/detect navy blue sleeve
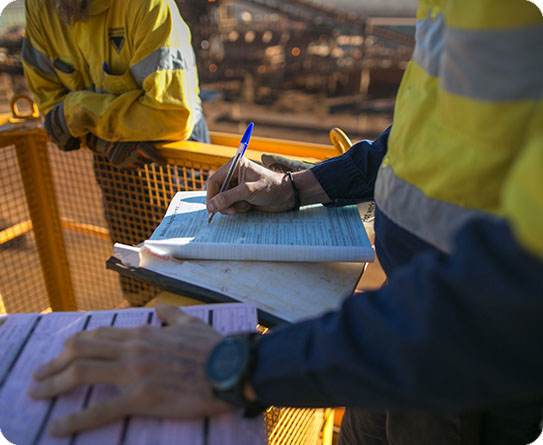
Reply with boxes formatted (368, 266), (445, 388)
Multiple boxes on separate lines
(251, 218), (543, 411)
(310, 126), (390, 206)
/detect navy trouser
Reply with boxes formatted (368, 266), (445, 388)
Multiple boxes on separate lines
(338, 404), (542, 445)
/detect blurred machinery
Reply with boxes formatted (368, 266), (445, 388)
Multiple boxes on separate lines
(0, 0), (415, 107)
(178, 0), (416, 104)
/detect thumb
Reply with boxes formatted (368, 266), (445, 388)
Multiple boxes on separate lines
(207, 183), (252, 214)
(155, 303), (192, 326)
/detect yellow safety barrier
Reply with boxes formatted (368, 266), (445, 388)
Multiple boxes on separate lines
(0, 96), (344, 444)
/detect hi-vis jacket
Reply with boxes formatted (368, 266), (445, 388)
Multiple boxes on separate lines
(22, 0), (202, 142)
(376, 0), (543, 259)
(250, 0), (543, 432)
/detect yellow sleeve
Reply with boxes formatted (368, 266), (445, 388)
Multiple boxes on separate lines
(21, 0), (68, 115)
(63, 0), (201, 142)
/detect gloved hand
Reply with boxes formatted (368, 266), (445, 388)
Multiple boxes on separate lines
(85, 133), (166, 169)
(43, 103), (80, 151)
(261, 154), (313, 173)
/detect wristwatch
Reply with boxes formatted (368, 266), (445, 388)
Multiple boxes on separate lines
(206, 333), (265, 417)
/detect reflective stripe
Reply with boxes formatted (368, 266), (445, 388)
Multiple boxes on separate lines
(130, 47), (195, 86)
(443, 26), (543, 101)
(374, 165), (494, 253)
(412, 14), (543, 101)
(21, 38), (57, 78)
(412, 14), (444, 78)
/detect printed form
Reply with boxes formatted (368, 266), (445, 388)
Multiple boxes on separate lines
(0, 304), (265, 445)
(145, 191), (374, 262)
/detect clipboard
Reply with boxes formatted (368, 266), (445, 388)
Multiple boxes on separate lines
(106, 245), (366, 327)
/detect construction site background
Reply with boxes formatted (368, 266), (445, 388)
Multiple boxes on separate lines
(0, 0), (416, 142)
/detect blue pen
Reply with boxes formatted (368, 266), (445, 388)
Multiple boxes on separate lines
(208, 122), (254, 223)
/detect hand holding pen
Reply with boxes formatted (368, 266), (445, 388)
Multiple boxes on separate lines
(207, 122), (254, 223)
(206, 128), (309, 215)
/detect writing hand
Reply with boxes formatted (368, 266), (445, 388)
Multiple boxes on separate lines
(28, 304), (230, 437)
(206, 157), (295, 215)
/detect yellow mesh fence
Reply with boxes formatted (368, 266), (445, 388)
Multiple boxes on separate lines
(0, 142), (49, 313)
(267, 407), (326, 445)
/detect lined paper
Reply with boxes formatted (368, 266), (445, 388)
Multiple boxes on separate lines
(146, 191), (374, 262)
(0, 304), (265, 445)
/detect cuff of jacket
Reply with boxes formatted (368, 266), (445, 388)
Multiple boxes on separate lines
(310, 149), (371, 206)
(250, 320), (334, 407)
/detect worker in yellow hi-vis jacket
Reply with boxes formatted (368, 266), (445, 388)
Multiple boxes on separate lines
(22, 0), (210, 304)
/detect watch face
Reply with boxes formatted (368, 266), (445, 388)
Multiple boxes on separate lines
(207, 337), (248, 391)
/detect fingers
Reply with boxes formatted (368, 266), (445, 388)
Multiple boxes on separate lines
(34, 335), (122, 380)
(233, 200), (253, 214)
(206, 160), (233, 205)
(155, 303), (200, 327)
(29, 359), (126, 399)
(207, 182), (252, 214)
(107, 142), (166, 169)
(138, 142), (167, 166)
(48, 393), (134, 437)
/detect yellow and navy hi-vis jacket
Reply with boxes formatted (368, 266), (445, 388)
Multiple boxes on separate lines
(373, 0), (543, 258)
(256, 2), (543, 418)
(22, 0), (202, 142)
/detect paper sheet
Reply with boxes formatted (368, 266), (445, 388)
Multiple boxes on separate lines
(146, 191), (374, 262)
(0, 304), (265, 445)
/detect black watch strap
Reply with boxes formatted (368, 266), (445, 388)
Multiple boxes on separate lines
(206, 333), (266, 418)
(241, 333), (266, 418)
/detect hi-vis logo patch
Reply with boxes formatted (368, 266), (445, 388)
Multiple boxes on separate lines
(108, 28), (125, 54)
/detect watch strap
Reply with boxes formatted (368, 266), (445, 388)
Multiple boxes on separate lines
(208, 333), (266, 418)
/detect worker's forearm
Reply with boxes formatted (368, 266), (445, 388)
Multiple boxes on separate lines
(291, 169), (332, 206)
(63, 89), (196, 142)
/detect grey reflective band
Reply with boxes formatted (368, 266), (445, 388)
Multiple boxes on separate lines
(374, 165), (494, 253)
(412, 14), (543, 101)
(412, 14), (444, 78)
(21, 38), (58, 78)
(130, 47), (196, 86)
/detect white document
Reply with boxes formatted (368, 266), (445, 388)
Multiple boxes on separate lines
(115, 243), (365, 324)
(145, 191), (374, 262)
(0, 304), (265, 445)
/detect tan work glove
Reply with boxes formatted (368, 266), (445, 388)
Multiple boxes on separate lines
(44, 102), (80, 151)
(85, 134), (166, 169)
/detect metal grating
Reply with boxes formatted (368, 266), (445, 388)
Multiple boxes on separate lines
(267, 407), (325, 445)
(47, 145), (212, 308)
(0, 142), (48, 313)
(47, 144), (125, 310)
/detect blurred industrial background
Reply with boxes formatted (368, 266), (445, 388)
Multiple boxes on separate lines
(0, 0), (416, 142)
